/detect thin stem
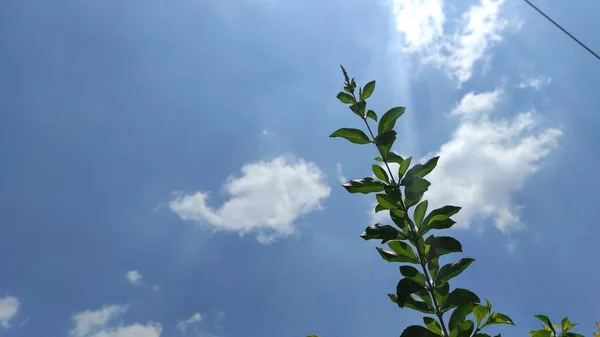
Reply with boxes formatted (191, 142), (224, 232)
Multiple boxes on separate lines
(419, 259), (450, 337)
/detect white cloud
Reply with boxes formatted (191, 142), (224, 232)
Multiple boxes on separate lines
(518, 76), (552, 90)
(170, 156), (331, 244)
(392, 0), (513, 85)
(125, 270), (143, 285)
(176, 313), (202, 333)
(70, 304), (162, 337)
(371, 89), (561, 232)
(0, 296), (20, 328)
(425, 89), (561, 232)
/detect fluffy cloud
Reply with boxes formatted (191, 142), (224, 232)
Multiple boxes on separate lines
(518, 76), (552, 90)
(176, 313), (202, 333)
(70, 304), (162, 337)
(170, 156), (331, 244)
(0, 296), (20, 328)
(392, 0), (513, 85)
(125, 270), (143, 285)
(427, 89), (561, 231)
(372, 89), (561, 232)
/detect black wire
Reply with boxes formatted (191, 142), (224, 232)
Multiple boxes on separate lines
(523, 0), (600, 60)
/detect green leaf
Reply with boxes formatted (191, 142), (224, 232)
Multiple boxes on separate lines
(374, 204), (386, 213)
(400, 266), (425, 286)
(398, 157), (412, 179)
(436, 258), (475, 285)
(390, 209), (410, 232)
(561, 317), (577, 333)
(376, 194), (400, 210)
(442, 288), (480, 311)
(403, 176), (431, 208)
(306, 335), (319, 337)
(414, 200), (428, 227)
(456, 320), (475, 337)
(349, 100), (366, 117)
(428, 256), (440, 280)
(434, 281), (449, 309)
(376, 242), (418, 263)
(378, 106), (406, 135)
(422, 219), (457, 236)
(360, 224), (402, 243)
(449, 303), (475, 331)
(342, 178), (386, 194)
(405, 156), (440, 179)
(531, 330), (553, 337)
(372, 165), (390, 183)
(474, 334), (491, 337)
(374, 130), (397, 147)
(426, 236), (463, 261)
(423, 206), (461, 228)
(387, 293), (398, 304)
(330, 128), (371, 144)
(376, 152), (404, 163)
(366, 109), (378, 121)
(473, 305), (488, 326)
(400, 325), (440, 337)
(336, 92), (354, 104)
(396, 278), (426, 308)
(405, 296), (435, 314)
(423, 317), (442, 335)
(361, 81), (376, 100)
(481, 312), (515, 328)
(535, 315), (555, 335)
(388, 241), (418, 262)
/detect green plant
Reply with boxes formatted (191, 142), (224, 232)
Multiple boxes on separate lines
(529, 316), (584, 337)
(329, 65), (513, 337)
(311, 66), (590, 337)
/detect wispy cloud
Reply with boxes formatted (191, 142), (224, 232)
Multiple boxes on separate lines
(69, 304), (161, 337)
(0, 296), (20, 328)
(392, 0), (515, 85)
(518, 76), (552, 90)
(125, 270), (143, 286)
(176, 313), (202, 334)
(170, 156), (331, 244)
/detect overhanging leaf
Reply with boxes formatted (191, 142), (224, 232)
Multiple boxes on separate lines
(405, 296), (435, 314)
(342, 178), (385, 194)
(414, 200), (428, 227)
(388, 241), (418, 263)
(330, 128), (370, 144)
(426, 236), (463, 261)
(376, 193), (401, 210)
(361, 81), (376, 100)
(376, 243), (418, 264)
(436, 258), (475, 285)
(481, 312), (515, 328)
(449, 303), (475, 331)
(398, 157), (412, 179)
(378, 106), (406, 135)
(423, 317), (442, 335)
(404, 156), (440, 179)
(396, 278), (426, 308)
(366, 109), (378, 121)
(400, 266), (425, 286)
(336, 92), (354, 104)
(404, 176), (431, 208)
(374, 130), (397, 147)
(423, 205), (461, 228)
(349, 100), (366, 117)
(372, 165), (390, 183)
(360, 224), (402, 243)
(473, 305), (488, 326)
(442, 288), (480, 311)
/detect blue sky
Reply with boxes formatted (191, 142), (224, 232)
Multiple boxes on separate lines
(1, 0), (599, 336)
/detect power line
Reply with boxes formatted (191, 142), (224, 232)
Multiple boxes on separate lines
(523, 0), (600, 60)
